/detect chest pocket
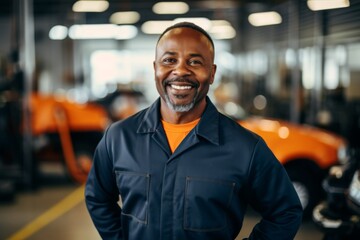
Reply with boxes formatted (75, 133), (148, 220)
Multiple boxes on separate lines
(184, 176), (236, 231)
(115, 171), (150, 224)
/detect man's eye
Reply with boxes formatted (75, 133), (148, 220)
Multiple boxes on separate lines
(163, 58), (176, 64)
(189, 59), (202, 66)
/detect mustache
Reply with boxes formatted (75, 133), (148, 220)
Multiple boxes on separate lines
(163, 77), (199, 88)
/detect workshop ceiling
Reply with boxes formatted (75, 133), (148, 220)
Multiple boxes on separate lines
(0, 0), (288, 26)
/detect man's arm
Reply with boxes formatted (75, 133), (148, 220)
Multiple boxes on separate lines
(85, 127), (123, 239)
(246, 138), (303, 240)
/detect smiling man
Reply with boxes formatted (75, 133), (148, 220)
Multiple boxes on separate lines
(154, 24), (216, 123)
(85, 22), (303, 240)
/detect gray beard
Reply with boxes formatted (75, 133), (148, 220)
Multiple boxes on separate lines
(164, 93), (197, 112)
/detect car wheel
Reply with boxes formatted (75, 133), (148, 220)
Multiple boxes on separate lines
(286, 165), (321, 219)
(292, 181), (309, 211)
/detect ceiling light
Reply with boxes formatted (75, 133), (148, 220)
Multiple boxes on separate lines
(110, 11), (140, 24)
(174, 18), (212, 31)
(209, 21), (236, 40)
(68, 24), (137, 39)
(210, 25), (236, 39)
(72, 0), (109, 13)
(49, 25), (68, 40)
(248, 11), (282, 27)
(115, 25), (138, 40)
(69, 24), (117, 39)
(209, 20), (236, 39)
(141, 21), (174, 34)
(152, 2), (189, 14)
(307, 0), (350, 11)
(211, 20), (231, 26)
(141, 18), (230, 36)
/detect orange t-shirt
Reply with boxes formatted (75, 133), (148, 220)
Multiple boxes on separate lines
(161, 118), (200, 153)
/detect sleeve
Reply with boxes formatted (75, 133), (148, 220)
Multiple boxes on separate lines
(85, 125), (123, 239)
(246, 138), (303, 240)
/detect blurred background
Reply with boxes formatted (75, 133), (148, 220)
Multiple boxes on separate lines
(0, 0), (360, 239)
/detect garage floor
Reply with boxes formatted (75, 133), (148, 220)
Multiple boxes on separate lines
(0, 180), (324, 240)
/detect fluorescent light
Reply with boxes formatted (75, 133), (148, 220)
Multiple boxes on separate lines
(69, 24), (117, 39)
(110, 11), (140, 24)
(141, 21), (174, 34)
(210, 25), (236, 39)
(248, 11), (282, 27)
(174, 17), (212, 31)
(115, 25), (138, 40)
(209, 20), (236, 39)
(49, 25), (68, 40)
(69, 24), (138, 39)
(152, 1), (189, 14)
(72, 0), (109, 12)
(141, 18), (236, 38)
(141, 18), (211, 35)
(211, 20), (231, 27)
(307, 0), (350, 11)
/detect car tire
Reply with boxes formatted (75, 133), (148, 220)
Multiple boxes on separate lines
(286, 165), (322, 219)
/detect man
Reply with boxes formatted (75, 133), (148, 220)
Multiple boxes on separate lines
(85, 22), (303, 240)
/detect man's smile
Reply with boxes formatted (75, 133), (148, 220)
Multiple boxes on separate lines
(170, 84), (192, 90)
(166, 82), (196, 98)
(164, 79), (199, 93)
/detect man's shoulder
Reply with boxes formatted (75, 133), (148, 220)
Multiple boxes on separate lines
(108, 107), (148, 132)
(218, 113), (261, 142)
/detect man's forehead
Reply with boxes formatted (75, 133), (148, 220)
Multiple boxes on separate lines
(157, 27), (214, 53)
(160, 27), (208, 42)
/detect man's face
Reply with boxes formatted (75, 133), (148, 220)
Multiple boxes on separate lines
(154, 27), (216, 112)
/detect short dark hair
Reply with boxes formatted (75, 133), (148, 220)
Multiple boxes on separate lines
(157, 22), (214, 49)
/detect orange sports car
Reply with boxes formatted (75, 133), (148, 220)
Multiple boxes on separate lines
(239, 116), (348, 218)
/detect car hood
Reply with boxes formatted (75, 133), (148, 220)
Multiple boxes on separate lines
(239, 116), (346, 155)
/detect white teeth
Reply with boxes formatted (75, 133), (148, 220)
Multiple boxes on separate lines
(171, 85), (192, 90)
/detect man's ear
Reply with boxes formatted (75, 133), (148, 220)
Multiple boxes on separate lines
(210, 64), (217, 84)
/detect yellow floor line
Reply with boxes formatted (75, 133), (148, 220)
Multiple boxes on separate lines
(7, 185), (85, 240)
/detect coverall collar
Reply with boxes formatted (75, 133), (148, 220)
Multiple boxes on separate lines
(137, 96), (220, 146)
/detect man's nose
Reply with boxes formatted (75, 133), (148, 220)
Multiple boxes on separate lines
(173, 61), (191, 76)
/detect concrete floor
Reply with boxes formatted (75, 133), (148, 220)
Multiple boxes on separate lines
(0, 180), (324, 240)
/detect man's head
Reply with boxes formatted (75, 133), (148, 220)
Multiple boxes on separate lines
(157, 22), (215, 57)
(154, 22), (217, 114)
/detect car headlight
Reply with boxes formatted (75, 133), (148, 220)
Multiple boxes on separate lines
(337, 144), (349, 165)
